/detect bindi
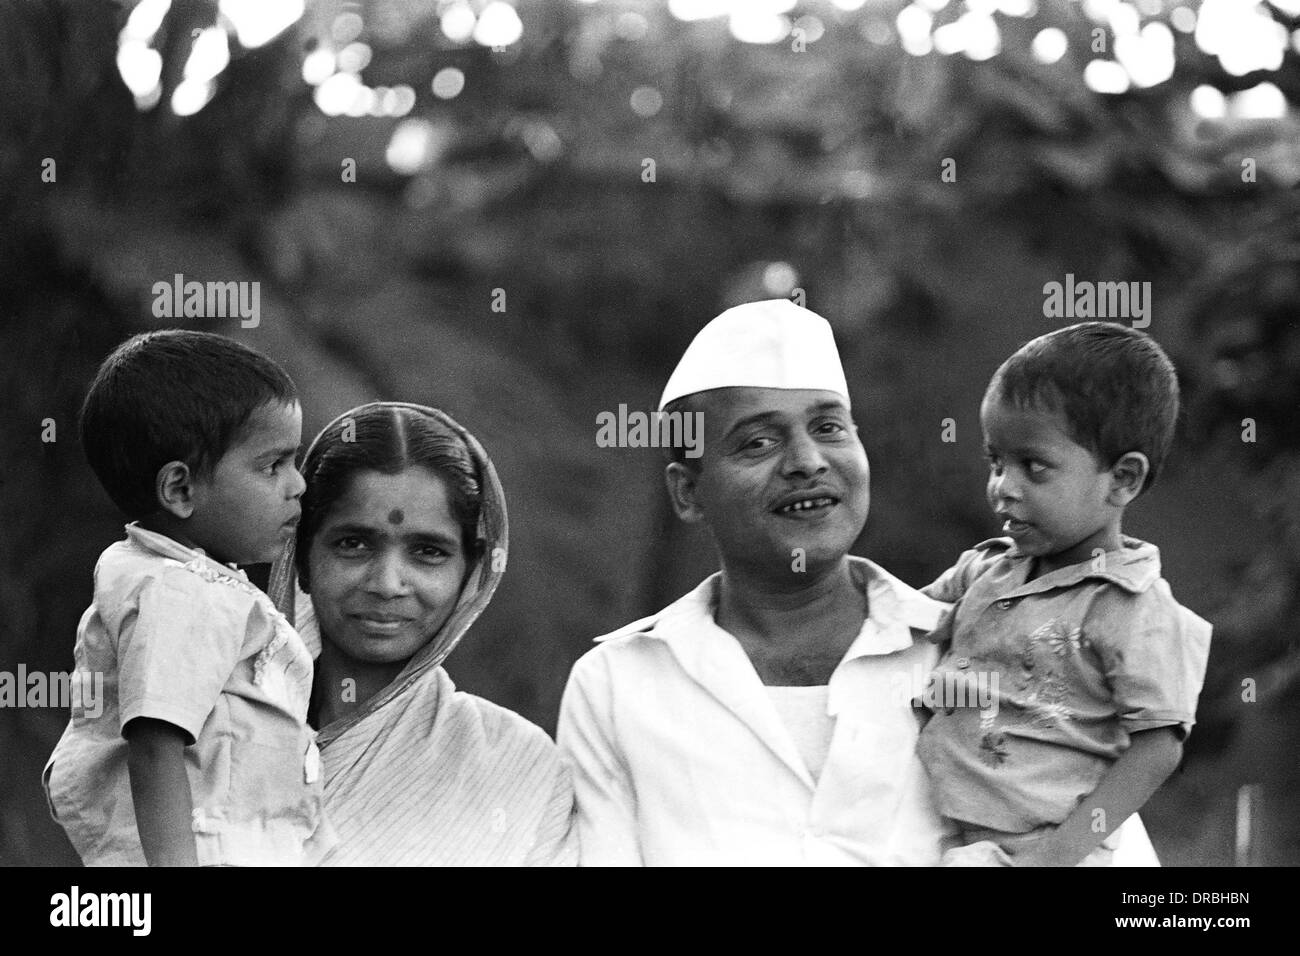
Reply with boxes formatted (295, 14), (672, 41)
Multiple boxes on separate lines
(387, 508), (404, 525)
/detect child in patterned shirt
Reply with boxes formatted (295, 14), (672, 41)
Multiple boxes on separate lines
(918, 322), (1212, 866)
(44, 330), (332, 866)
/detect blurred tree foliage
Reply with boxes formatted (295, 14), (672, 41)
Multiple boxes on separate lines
(2, 0), (1297, 864)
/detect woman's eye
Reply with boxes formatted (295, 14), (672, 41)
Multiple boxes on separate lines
(1026, 460), (1049, 477)
(415, 545), (450, 561)
(335, 537), (367, 552)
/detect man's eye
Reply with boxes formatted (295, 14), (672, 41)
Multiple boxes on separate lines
(816, 421), (848, 436)
(742, 435), (775, 451)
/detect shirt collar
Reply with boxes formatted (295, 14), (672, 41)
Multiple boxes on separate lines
(845, 558), (949, 657)
(123, 522), (250, 584)
(1001, 534), (1161, 596)
(599, 555), (949, 657)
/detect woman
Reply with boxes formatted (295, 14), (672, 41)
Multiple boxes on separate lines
(270, 402), (575, 865)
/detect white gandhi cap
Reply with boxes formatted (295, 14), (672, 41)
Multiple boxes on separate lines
(658, 299), (851, 412)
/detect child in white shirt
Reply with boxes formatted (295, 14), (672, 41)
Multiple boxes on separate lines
(44, 330), (332, 866)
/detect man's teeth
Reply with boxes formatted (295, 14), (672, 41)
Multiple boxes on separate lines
(779, 498), (835, 513)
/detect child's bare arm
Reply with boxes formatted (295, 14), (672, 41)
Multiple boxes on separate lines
(125, 717), (198, 867)
(1008, 726), (1183, 866)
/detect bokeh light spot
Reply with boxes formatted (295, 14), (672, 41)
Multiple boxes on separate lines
(338, 42), (372, 73)
(474, 2), (524, 48)
(1190, 84), (1227, 119)
(762, 262), (799, 296)
(1084, 59), (1131, 94)
(441, 2), (476, 42)
(171, 78), (215, 116)
(302, 47), (335, 86)
(432, 67), (466, 100)
(630, 86), (664, 117)
(331, 12), (364, 45)
(616, 12), (650, 41)
(184, 27), (230, 83)
(386, 119), (441, 174)
(1031, 27), (1068, 64)
(219, 0), (305, 49)
(729, 11), (792, 44)
(117, 40), (163, 97)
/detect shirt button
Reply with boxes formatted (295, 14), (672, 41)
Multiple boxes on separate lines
(997, 599), (1014, 610)
(955, 657), (971, 669)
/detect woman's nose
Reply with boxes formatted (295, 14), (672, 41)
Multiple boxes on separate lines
(363, 551), (408, 596)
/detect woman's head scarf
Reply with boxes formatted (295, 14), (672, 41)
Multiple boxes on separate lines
(269, 401), (507, 746)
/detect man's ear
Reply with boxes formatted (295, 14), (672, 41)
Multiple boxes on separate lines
(1106, 451), (1150, 506)
(664, 461), (706, 524)
(155, 460), (199, 519)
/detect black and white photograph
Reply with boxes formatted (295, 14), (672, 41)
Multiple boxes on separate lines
(1, 0), (1294, 927)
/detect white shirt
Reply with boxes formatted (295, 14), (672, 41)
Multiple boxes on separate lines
(766, 686), (834, 781)
(43, 524), (330, 866)
(557, 557), (956, 866)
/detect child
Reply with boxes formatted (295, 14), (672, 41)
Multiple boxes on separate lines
(918, 321), (1212, 866)
(43, 330), (332, 866)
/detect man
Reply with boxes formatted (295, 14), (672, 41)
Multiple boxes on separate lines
(559, 299), (1160, 866)
(558, 299), (953, 865)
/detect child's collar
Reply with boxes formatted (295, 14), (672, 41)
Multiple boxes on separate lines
(1004, 535), (1161, 595)
(123, 522), (249, 582)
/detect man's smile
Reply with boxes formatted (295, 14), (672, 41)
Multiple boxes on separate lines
(772, 488), (841, 517)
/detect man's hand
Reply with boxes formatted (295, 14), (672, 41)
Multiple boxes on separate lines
(125, 717), (199, 867)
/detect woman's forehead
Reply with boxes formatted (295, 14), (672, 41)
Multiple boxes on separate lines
(326, 468), (457, 526)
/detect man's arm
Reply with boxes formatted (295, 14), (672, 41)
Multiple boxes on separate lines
(1010, 726), (1183, 867)
(124, 717), (198, 867)
(556, 655), (644, 866)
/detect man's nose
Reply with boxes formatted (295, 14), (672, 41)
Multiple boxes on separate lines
(782, 431), (829, 478)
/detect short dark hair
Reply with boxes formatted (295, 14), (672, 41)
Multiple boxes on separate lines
(80, 330), (298, 518)
(984, 322), (1180, 492)
(296, 405), (483, 590)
